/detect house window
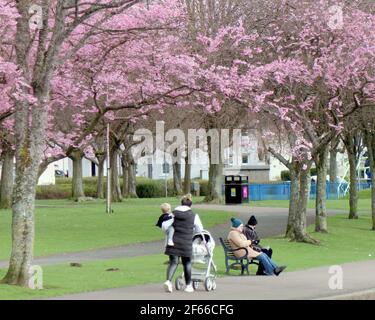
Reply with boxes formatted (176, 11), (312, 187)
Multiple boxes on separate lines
(229, 155), (233, 165)
(147, 164), (153, 179)
(162, 162), (170, 174)
(91, 162), (96, 177)
(242, 154), (249, 164)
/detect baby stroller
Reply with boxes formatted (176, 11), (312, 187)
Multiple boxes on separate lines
(175, 230), (217, 291)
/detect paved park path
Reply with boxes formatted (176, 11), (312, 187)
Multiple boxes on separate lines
(0, 205), (344, 269)
(51, 260), (375, 300)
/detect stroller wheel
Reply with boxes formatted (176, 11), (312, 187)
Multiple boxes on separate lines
(212, 280), (217, 291)
(204, 277), (213, 291)
(193, 281), (200, 290)
(175, 276), (184, 291)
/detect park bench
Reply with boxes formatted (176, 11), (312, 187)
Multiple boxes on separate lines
(219, 237), (259, 275)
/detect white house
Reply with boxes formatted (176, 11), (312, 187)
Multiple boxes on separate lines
(48, 133), (368, 184)
(53, 129), (272, 182)
(38, 163), (56, 185)
(0, 160), (55, 185)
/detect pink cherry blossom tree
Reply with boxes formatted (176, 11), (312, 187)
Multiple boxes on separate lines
(216, 0), (375, 241)
(1, 0), (198, 287)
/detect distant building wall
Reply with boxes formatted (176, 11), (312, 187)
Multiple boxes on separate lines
(38, 163), (55, 185)
(224, 166), (270, 182)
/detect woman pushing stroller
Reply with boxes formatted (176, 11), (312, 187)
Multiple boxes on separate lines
(158, 194), (203, 293)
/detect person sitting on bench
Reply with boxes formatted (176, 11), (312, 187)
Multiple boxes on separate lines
(227, 217), (286, 276)
(243, 215), (273, 275)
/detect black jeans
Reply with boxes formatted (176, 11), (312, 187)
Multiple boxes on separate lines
(256, 248), (273, 275)
(167, 255), (192, 285)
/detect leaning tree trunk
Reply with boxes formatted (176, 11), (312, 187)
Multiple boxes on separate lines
(183, 155), (191, 194)
(126, 149), (138, 198)
(0, 150), (14, 209)
(344, 133), (359, 220)
(110, 147), (122, 202)
(285, 165), (300, 239)
(293, 166), (318, 244)
(315, 146), (329, 232)
(96, 155), (105, 199)
(173, 161), (182, 195)
(70, 150), (85, 200)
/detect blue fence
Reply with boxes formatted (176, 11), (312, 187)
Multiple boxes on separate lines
(247, 181), (372, 201)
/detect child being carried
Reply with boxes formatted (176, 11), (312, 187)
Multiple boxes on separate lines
(155, 203), (175, 246)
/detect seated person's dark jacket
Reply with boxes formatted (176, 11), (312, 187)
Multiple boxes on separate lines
(243, 224), (273, 275)
(243, 224), (260, 247)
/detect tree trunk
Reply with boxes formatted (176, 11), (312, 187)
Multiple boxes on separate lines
(126, 149), (137, 198)
(173, 161), (182, 195)
(183, 155), (191, 194)
(348, 151), (359, 219)
(371, 168), (375, 230)
(2, 97), (48, 286)
(96, 156), (105, 199)
(344, 133), (359, 219)
(0, 150), (14, 209)
(329, 138), (339, 183)
(70, 150), (85, 200)
(329, 150), (338, 182)
(293, 166), (318, 244)
(285, 166), (300, 238)
(363, 130), (375, 230)
(205, 138), (223, 203)
(2, 0), (52, 284)
(329, 140), (339, 195)
(110, 148), (122, 202)
(121, 153), (129, 197)
(3, 0), (92, 287)
(315, 146), (329, 232)
(205, 163), (224, 203)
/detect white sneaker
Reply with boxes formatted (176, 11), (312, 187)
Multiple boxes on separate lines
(184, 284), (194, 293)
(163, 280), (172, 293)
(167, 240), (174, 246)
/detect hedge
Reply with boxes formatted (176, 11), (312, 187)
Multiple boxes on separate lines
(37, 177), (209, 199)
(280, 170), (291, 181)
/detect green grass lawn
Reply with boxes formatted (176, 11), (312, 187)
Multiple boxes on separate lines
(248, 198), (372, 215)
(1, 209), (374, 300)
(247, 187), (373, 213)
(0, 197), (228, 260)
(0, 195), (373, 299)
(344, 188), (372, 200)
(0, 254), (168, 300)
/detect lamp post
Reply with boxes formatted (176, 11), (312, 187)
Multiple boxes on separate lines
(106, 122), (112, 214)
(164, 152), (168, 198)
